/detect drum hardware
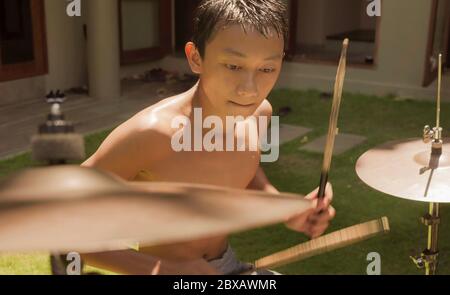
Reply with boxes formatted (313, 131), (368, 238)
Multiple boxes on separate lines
(357, 54), (447, 275)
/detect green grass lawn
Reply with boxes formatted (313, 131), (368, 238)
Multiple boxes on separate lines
(1, 89), (449, 274)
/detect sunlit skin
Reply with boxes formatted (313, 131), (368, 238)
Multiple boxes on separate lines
(192, 24), (284, 119)
(81, 24), (335, 274)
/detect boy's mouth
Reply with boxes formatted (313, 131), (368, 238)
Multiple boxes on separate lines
(228, 100), (256, 107)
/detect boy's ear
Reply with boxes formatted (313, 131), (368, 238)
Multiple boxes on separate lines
(185, 42), (202, 74)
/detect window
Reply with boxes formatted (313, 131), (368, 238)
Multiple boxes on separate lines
(119, 0), (172, 65)
(0, 0), (47, 82)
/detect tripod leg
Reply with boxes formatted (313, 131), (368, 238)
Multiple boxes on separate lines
(410, 202), (440, 275)
(425, 203), (439, 275)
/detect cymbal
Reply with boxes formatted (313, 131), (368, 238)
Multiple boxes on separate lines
(0, 166), (312, 253)
(0, 165), (129, 201)
(356, 138), (450, 203)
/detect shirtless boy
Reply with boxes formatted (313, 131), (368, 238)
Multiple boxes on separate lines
(81, 0), (335, 275)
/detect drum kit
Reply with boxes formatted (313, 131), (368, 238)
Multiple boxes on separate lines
(1, 38), (419, 275)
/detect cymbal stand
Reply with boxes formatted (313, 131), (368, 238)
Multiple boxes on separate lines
(33, 91), (87, 275)
(410, 54), (444, 275)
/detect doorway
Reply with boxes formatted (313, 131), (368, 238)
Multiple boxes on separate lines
(287, 0), (380, 66)
(119, 0), (172, 64)
(174, 0), (200, 55)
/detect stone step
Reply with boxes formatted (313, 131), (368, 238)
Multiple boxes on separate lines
(299, 133), (366, 155)
(268, 124), (312, 146)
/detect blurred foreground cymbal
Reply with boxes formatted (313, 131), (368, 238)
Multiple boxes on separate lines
(356, 138), (450, 203)
(0, 165), (128, 200)
(0, 166), (312, 253)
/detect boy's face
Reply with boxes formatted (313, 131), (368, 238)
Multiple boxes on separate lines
(195, 24), (284, 117)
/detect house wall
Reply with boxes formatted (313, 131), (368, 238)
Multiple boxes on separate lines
(44, 0), (88, 93)
(0, 76), (47, 107)
(0, 0), (167, 106)
(121, 0), (160, 50)
(1, 0), (447, 107)
(278, 0), (450, 100)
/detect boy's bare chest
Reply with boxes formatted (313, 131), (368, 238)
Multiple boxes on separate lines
(150, 149), (260, 189)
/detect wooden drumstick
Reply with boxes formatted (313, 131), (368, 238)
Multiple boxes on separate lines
(253, 216), (389, 270)
(318, 38), (349, 198)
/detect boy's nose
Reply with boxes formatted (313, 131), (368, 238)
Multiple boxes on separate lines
(237, 75), (258, 98)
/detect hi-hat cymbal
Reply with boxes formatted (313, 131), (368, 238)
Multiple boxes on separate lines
(356, 138), (450, 203)
(0, 166), (312, 253)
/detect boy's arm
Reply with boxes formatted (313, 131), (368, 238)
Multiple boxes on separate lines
(82, 118), (171, 180)
(80, 120), (172, 273)
(246, 165), (279, 194)
(248, 168), (336, 239)
(248, 99), (278, 193)
(250, 100), (335, 238)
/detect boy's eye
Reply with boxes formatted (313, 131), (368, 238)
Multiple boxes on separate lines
(225, 64), (242, 71)
(260, 68), (276, 73)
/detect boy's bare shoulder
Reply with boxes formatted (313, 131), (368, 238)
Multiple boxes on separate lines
(133, 95), (187, 136)
(118, 93), (192, 155)
(83, 94), (188, 178)
(254, 99), (273, 117)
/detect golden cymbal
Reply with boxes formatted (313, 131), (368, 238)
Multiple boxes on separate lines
(356, 138), (450, 203)
(0, 166), (312, 253)
(0, 165), (128, 201)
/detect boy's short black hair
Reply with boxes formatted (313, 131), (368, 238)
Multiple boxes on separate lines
(192, 0), (288, 58)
